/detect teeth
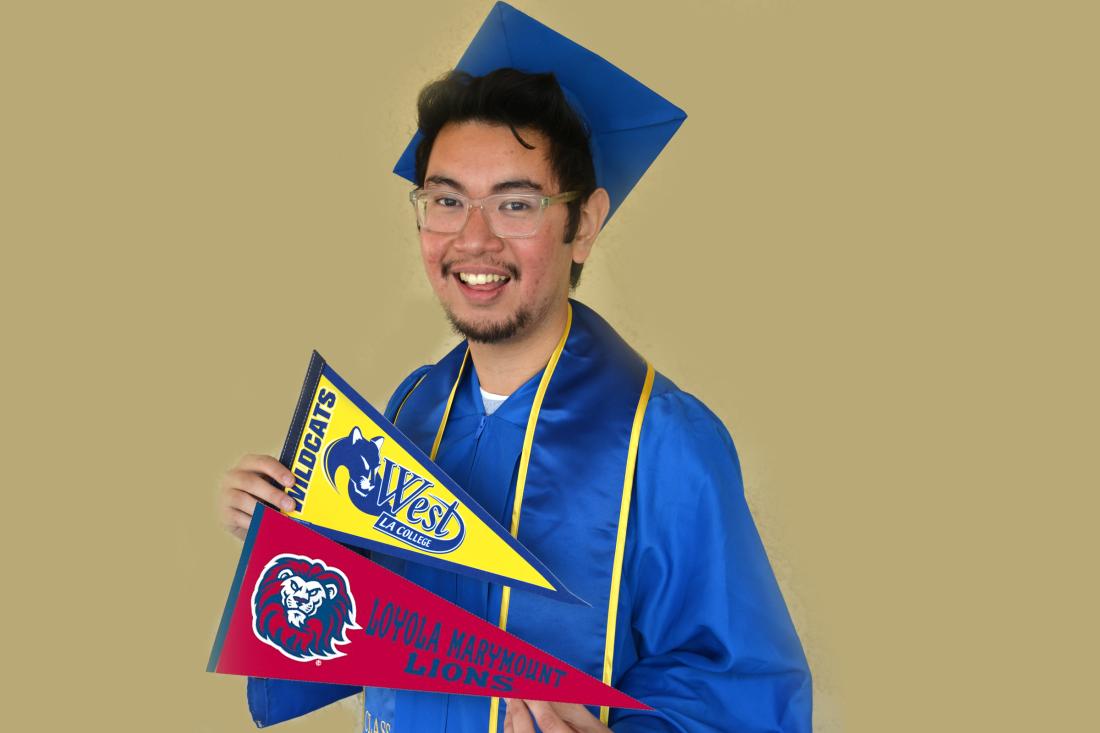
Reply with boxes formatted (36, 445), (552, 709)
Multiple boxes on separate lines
(459, 273), (509, 285)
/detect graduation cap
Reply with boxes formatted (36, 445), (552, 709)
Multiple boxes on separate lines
(392, 1), (687, 221)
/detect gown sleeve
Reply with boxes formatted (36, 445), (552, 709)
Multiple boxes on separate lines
(245, 365), (432, 727)
(608, 380), (813, 733)
(246, 678), (362, 728)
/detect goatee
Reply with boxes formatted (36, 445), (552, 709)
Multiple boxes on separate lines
(444, 305), (532, 344)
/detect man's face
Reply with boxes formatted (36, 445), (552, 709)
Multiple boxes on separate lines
(419, 121), (580, 344)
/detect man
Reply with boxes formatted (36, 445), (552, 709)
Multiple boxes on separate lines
(219, 5), (811, 732)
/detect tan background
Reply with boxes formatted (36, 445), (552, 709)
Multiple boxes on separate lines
(3, 1), (1096, 731)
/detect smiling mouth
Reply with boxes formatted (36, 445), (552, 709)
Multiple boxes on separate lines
(457, 272), (510, 287)
(447, 264), (517, 298)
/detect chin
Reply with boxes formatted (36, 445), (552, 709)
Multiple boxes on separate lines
(445, 305), (532, 344)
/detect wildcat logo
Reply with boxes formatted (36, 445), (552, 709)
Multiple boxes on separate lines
(323, 427), (466, 554)
(251, 554), (359, 662)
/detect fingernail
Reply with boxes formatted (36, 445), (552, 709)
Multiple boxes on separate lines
(284, 475), (295, 488)
(282, 498), (296, 512)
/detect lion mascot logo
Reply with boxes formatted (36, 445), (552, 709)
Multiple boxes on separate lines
(251, 553), (360, 661)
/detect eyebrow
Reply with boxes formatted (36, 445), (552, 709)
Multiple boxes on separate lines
(425, 175), (465, 191)
(424, 175), (545, 194)
(491, 178), (545, 194)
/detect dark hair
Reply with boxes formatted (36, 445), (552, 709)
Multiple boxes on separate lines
(414, 69), (597, 289)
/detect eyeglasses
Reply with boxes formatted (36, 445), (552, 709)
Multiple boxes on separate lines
(409, 188), (580, 238)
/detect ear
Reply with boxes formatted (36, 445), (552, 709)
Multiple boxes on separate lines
(371, 436), (384, 451)
(570, 187), (610, 266)
(324, 583), (338, 600)
(351, 426), (364, 443)
(277, 568), (293, 580)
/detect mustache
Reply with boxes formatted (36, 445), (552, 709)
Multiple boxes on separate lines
(441, 261), (520, 280)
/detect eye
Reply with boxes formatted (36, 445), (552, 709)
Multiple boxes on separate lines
(432, 194), (464, 208)
(498, 197), (534, 213)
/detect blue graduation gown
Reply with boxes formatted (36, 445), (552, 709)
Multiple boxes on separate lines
(249, 321), (811, 732)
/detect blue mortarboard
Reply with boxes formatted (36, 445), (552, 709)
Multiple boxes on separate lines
(393, 1), (687, 222)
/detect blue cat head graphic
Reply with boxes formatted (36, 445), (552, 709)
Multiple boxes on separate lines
(323, 426), (385, 516)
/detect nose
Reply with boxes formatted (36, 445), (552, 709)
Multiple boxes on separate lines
(455, 204), (503, 253)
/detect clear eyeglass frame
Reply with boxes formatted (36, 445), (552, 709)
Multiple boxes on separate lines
(409, 188), (580, 238)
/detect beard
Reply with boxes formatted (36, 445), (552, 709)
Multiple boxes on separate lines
(439, 259), (536, 344)
(443, 303), (533, 344)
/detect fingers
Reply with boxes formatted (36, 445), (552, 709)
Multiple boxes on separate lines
(524, 700), (606, 733)
(522, 700), (574, 733)
(237, 453), (296, 489)
(221, 507), (252, 536)
(505, 699), (536, 733)
(218, 454), (298, 539)
(222, 469), (297, 512)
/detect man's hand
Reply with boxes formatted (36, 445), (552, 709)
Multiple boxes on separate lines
(504, 699), (611, 733)
(218, 454), (297, 540)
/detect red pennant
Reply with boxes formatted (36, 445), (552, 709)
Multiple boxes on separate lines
(208, 505), (646, 709)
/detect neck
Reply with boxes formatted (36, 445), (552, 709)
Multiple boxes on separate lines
(467, 299), (569, 395)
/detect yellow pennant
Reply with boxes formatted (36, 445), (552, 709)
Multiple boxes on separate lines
(278, 352), (581, 604)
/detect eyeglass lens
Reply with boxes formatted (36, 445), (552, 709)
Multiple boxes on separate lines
(420, 193), (542, 237)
